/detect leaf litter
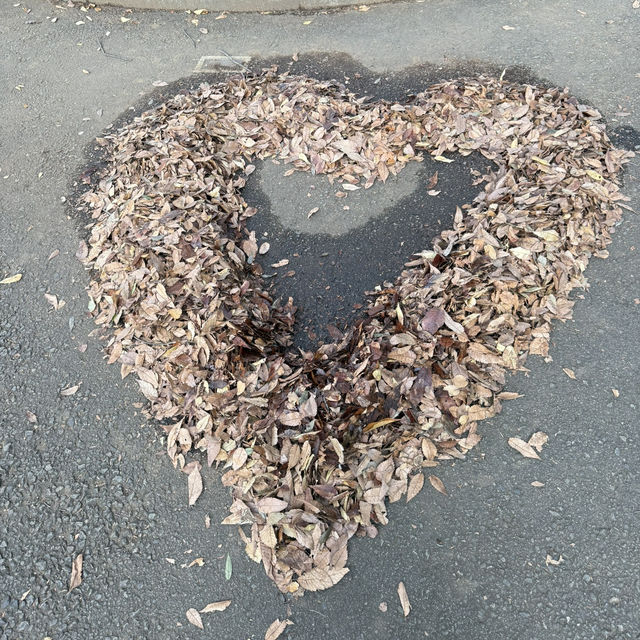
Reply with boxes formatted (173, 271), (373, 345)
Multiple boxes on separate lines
(76, 69), (632, 595)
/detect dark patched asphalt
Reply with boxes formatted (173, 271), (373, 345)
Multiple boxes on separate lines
(1, 2), (639, 639)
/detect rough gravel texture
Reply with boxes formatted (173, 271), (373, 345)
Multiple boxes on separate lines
(1, 1), (639, 639)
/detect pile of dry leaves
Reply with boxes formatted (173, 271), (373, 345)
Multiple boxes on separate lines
(77, 69), (632, 595)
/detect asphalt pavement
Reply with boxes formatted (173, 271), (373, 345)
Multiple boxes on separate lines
(1, 1), (639, 639)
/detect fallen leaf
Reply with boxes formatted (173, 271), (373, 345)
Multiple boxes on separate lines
(0, 273), (22, 284)
(434, 155), (453, 163)
(378, 602), (387, 612)
(224, 553), (232, 580)
(68, 553), (83, 592)
(428, 475), (447, 495)
(25, 410), (37, 423)
(188, 466), (203, 506)
(508, 437), (540, 459)
(200, 600), (231, 613)
(259, 242), (270, 254)
(204, 514), (211, 528)
(502, 24), (516, 30)
(264, 618), (293, 640)
(186, 608), (204, 629)
(60, 383), (81, 397)
(421, 438), (437, 460)
(48, 249), (60, 260)
(527, 431), (548, 452)
(397, 581), (411, 616)
(562, 367), (576, 379)
(297, 566), (349, 591)
(406, 473), (424, 502)
(612, 388), (619, 398)
(188, 557), (205, 567)
(257, 497), (289, 513)
(531, 481), (545, 488)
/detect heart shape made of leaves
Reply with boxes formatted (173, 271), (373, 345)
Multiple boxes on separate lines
(78, 69), (631, 595)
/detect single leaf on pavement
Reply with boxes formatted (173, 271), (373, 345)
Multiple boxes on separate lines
(265, 618), (293, 640)
(528, 431), (548, 452)
(186, 608), (204, 629)
(397, 581), (411, 617)
(0, 273), (22, 284)
(188, 466), (203, 506)
(406, 473), (424, 502)
(562, 367), (576, 379)
(508, 437), (540, 459)
(200, 600), (231, 613)
(68, 553), (83, 592)
(224, 553), (232, 580)
(428, 474), (447, 495)
(60, 383), (81, 397)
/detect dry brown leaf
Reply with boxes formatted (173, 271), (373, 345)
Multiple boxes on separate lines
(188, 466), (203, 506)
(297, 566), (349, 591)
(531, 481), (545, 487)
(428, 475), (447, 495)
(421, 438), (437, 460)
(508, 437), (540, 459)
(406, 473), (424, 502)
(68, 553), (83, 592)
(562, 367), (577, 380)
(186, 608), (204, 629)
(397, 581), (411, 617)
(527, 431), (548, 452)
(612, 388), (619, 398)
(257, 497), (289, 513)
(264, 618), (293, 640)
(200, 600), (231, 613)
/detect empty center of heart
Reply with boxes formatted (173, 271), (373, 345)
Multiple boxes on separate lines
(244, 153), (488, 349)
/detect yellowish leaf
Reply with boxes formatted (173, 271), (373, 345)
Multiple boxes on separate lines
(0, 273), (22, 284)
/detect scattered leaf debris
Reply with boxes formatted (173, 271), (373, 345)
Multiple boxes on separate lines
(76, 70), (632, 595)
(562, 367), (577, 380)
